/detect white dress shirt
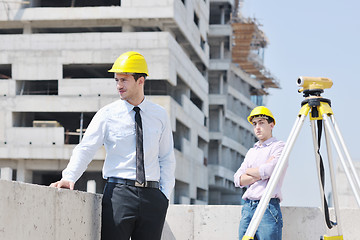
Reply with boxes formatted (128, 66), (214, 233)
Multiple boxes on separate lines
(62, 98), (176, 199)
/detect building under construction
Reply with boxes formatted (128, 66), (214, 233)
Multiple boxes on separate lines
(0, 0), (278, 204)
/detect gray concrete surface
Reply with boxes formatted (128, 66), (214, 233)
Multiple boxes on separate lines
(1, 180), (359, 240)
(0, 180), (101, 240)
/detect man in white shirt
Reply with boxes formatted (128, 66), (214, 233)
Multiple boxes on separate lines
(50, 51), (176, 240)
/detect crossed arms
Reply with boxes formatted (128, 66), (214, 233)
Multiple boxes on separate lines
(239, 156), (275, 186)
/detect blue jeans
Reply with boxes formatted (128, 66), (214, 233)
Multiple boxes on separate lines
(239, 198), (283, 240)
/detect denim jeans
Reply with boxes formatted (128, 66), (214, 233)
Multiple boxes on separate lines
(239, 198), (283, 240)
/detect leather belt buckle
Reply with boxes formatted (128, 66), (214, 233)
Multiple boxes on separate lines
(135, 181), (145, 187)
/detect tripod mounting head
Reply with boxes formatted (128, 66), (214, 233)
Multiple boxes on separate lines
(297, 76), (333, 97)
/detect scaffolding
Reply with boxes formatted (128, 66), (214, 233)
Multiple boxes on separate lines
(231, 19), (279, 89)
(231, 0), (280, 91)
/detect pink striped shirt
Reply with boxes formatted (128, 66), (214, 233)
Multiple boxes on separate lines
(234, 137), (286, 201)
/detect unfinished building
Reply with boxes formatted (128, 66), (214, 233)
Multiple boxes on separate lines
(0, 0), (278, 204)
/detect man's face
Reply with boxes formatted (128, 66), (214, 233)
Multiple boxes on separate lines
(115, 73), (144, 104)
(251, 117), (274, 142)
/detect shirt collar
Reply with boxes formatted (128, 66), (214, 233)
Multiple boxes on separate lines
(123, 97), (148, 113)
(254, 137), (276, 148)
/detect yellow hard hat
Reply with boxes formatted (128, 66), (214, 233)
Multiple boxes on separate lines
(108, 51), (148, 75)
(247, 106), (276, 125)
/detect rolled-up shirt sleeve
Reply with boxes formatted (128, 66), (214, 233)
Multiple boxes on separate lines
(258, 141), (285, 180)
(234, 153), (250, 188)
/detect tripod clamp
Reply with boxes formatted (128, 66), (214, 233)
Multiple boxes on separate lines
(299, 97), (333, 121)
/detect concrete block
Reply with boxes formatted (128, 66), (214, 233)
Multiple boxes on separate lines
(166, 205), (195, 239)
(161, 221), (176, 240)
(0, 167), (12, 180)
(193, 205), (240, 239)
(282, 207), (324, 239)
(1, 180), (360, 240)
(0, 180), (102, 240)
(338, 208), (360, 239)
(165, 204), (360, 240)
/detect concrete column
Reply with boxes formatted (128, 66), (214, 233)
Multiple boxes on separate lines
(1, 167), (12, 180)
(220, 40), (224, 59)
(86, 180), (96, 193)
(219, 73), (224, 95)
(220, 6), (225, 25)
(219, 107), (224, 132)
(16, 159), (32, 183)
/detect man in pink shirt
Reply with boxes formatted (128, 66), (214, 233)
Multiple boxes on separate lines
(234, 106), (286, 240)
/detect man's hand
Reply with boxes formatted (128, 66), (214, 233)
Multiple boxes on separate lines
(50, 179), (75, 190)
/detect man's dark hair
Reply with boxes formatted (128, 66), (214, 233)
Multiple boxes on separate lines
(267, 117), (275, 124)
(133, 73), (147, 81)
(252, 114), (274, 124)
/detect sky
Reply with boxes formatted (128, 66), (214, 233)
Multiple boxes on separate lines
(241, 0), (360, 207)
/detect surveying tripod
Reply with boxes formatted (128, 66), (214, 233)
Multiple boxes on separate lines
(242, 77), (360, 240)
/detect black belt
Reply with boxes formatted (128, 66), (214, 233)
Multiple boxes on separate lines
(245, 198), (280, 205)
(107, 177), (159, 188)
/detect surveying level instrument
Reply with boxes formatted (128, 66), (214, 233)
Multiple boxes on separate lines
(242, 76), (360, 240)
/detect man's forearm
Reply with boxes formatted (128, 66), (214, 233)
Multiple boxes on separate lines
(245, 167), (261, 179)
(240, 173), (260, 186)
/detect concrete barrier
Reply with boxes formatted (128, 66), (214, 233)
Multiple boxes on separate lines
(1, 180), (359, 240)
(166, 205), (360, 239)
(0, 180), (102, 240)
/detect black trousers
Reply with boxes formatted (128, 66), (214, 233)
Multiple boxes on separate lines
(101, 182), (169, 240)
